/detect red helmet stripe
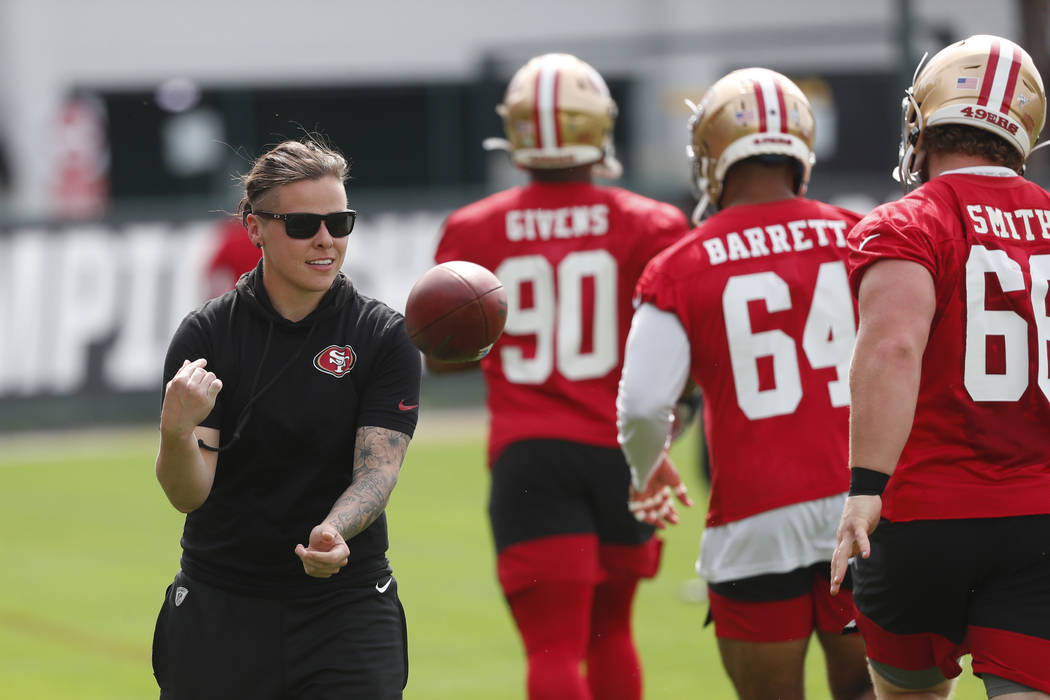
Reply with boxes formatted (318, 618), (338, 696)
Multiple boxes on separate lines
(977, 38), (1000, 107)
(999, 45), (1022, 115)
(775, 81), (788, 132)
(977, 39), (1024, 116)
(752, 79), (768, 132)
(552, 69), (563, 147)
(532, 69), (544, 148)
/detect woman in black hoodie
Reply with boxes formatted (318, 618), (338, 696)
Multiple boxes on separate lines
(151, 137), (421, 700)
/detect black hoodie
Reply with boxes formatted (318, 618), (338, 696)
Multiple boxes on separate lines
(161, 263), (421, 597)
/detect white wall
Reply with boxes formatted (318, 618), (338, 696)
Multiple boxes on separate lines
(1, 0), (1017, 219)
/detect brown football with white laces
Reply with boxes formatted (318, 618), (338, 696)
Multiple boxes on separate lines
(405, 261), (507, 363)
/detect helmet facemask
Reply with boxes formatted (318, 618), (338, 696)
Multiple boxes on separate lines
(685, 99), (712, 224)
(895, 88), (926, 188)
(893, 52), (930, 189)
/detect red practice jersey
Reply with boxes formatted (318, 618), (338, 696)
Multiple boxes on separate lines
(637, 198), (862, 527)
(435, 181), (689, 464)
(848, 173), (1050, 521)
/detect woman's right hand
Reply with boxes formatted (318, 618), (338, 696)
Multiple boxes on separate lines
(160, 358), (223, 437)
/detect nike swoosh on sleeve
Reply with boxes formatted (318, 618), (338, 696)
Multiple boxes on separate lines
(858, 233), (881, 251)
(398, 400), (418, 411)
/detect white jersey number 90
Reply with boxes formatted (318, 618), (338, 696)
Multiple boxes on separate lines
(496, 251), (618, 384)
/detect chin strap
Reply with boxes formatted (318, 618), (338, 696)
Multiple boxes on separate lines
(1019, 140), (1050, 176)
(594, 146), (623, 179)
(690, 195), (709, 227)
(1029, 140), (1050, 155)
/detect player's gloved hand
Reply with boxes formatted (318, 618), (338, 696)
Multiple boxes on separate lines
(295, 523), (350, 579)
(629, 456), (693, 529)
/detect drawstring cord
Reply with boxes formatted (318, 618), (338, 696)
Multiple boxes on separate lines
(199, 321), (318, 453)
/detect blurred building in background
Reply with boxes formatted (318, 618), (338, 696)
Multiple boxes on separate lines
(0, 0), (1043, 428)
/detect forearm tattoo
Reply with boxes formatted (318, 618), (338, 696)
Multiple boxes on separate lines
(326, 426), (410, 541)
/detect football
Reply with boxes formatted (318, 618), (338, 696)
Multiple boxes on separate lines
(405, 261), (507, 362)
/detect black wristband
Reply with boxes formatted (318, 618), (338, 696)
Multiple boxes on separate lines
(848, 466), (890, 496)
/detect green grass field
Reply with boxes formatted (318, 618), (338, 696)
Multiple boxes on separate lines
(0, 414), (985, 699)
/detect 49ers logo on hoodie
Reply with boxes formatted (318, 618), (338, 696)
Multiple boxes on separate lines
(313, 345), (356, 378)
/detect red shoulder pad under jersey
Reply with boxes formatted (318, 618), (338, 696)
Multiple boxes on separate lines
(434, 182), (689, 463)
(635, 232), (703, 314)
(846, 184), (952, 297)
(604, 187), (691, 283)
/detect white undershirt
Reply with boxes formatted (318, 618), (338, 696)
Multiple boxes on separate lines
(616, 303), (692, 488)
(939, 165), (1019, 177)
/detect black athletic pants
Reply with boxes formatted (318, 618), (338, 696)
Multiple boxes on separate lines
(152, 570), (408, 700)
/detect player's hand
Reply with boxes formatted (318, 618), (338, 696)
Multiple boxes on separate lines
(830, 495), (882, 595)
(159, 359), (223, 438)
(295, 524), (350, 578)
(628, 456), (693, 529)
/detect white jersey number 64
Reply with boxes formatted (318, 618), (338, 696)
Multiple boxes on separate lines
(723, 261), (855, 420)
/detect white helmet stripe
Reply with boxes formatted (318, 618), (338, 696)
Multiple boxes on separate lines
(979, 38), (1022, 115)
(754, 75), (786, 133)
(535, 59), (561, 149)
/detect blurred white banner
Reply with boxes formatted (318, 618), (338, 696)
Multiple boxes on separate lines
(0, 211), (446, 398)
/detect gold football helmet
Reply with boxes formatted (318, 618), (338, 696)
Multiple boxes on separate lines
(897, 34), (1047, 187)
(687, 68), (816, 223)
(483, 53), (622, 178)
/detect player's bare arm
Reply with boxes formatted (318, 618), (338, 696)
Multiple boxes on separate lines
(848, 259), (934, 477)
(155, 358), (222, 513)
(830, 259), (935, 594)
(295, 426), (410, 578)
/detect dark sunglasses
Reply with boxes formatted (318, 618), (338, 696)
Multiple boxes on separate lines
(252, 209), (356, 239)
